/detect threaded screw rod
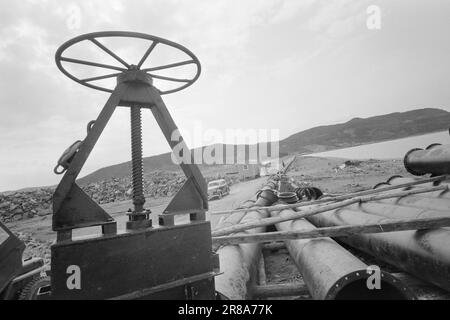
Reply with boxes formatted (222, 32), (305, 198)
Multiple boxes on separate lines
(130, 106), (145, 215)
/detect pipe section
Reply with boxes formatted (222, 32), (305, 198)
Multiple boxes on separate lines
(348, 201), (450, 221)
(305, 208), (450, 291)
(272, 207), (415, 299)
(214, 179), (278, 300)
(382, 175), (450, 200)
(404, 143), (450, 176)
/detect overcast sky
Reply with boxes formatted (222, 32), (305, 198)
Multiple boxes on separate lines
(1, 0), (449, 191)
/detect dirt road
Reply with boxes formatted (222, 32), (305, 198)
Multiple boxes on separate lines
(7, 176), (266, 243)
(5, 156), (413, 298)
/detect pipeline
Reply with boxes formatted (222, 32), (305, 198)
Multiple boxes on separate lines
(271, 206), (415, 300)
(348, 201), (450, 221)
(375, 191), (450, 212)
(304, 204), (450, 291)
(300, 151), (450, 291)
(369, 175), (450, 215)
(404, 143), (450, 176)
(381, 175), (450, 199)
(214, 178), (278, 300)
(391, 273), (450, 300)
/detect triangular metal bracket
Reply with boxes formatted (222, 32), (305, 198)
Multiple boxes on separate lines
(163, 177), (205, 215)
(52, 80), (208, 232)
(54, 183), (114, 230)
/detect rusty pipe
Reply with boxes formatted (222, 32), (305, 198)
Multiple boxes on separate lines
(271, 207), (415, 300)
(374, 175), (450, 211)
(376, 196), (450, 212)
(305, 207), (450, 291)
(404, 143), (450, 176)
(347, 201), (450, 221)
(214, 182), (278, 300)
(391, 272), (450, 300)
(381, 175), (450, 200)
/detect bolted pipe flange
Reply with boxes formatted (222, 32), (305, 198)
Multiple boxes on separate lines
(324, 269), (416, 300)
(277, 191), (298, 204)
(256, 189), (278, 203)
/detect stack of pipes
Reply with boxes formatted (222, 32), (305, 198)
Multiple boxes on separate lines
(211, 145), (450, 299)
(214, 176), (278, 300)
(214, 156), (296, 299)
(304, 143), (450, 293)
(270, 176), (415, 300)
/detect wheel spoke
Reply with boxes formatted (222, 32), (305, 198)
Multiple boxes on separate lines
(60, 57), (127, 71)
(90, 38), (131, 69)
(141, 60), (195, 72)
(81, 72), (122, 82)
(148, 73), (191, 83)
(137, 41), (158, 68)
(56, 32), (201, 94)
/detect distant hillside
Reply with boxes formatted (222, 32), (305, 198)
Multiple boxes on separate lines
(280, 108), (450, 153)
(77, 144), (288, 185)
(79, 108), (450, 184)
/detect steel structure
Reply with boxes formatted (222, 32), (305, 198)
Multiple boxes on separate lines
(48, 32), (217, 299)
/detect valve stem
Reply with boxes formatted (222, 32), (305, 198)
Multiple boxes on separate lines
(130, 106), (145, 215)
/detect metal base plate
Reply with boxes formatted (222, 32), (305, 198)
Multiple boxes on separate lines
(50, 221), (216, 299)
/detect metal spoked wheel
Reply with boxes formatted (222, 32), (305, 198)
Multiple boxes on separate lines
(55, 31), (201, 94)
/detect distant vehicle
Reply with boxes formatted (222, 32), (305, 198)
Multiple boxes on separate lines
(207, 179), (230, 200)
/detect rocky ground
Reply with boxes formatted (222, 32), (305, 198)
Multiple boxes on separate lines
(1, 156), (411, 283)
(3, 155), (448, 299)
(287, 156), (409, 194)
(0, 169), (240, 265)
(0, 170), (241, 224)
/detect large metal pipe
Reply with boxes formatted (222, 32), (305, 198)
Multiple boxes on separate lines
(347, 201), (450, 221)
(375, 193), (450, 212)
(271, 207), (415, 299)
(404, 143), (450, 176)
(371, 176), (450, 214)
(382, 175), (450, 200)
(305, 207), (450, 291)
(392, 273), (450, 300)
(214, 180), (278, 300)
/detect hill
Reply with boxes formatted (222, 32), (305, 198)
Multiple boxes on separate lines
(78, 108), (450, 184)
(280, 108), (450, 153)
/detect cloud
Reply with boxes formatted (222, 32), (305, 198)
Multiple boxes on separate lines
(1, 0), (448, 190)
(270, 0), (316, 24)
(307, 0), (369, 38)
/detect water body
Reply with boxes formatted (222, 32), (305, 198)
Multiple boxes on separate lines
(308, 131), (450, 160)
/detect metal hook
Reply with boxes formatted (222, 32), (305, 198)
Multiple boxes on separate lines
(87, 120), (95, 134)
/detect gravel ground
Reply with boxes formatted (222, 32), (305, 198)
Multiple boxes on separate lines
(4, 156), (439, 299)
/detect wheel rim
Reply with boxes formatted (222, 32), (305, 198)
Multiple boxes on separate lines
(55, 31), (201, 94)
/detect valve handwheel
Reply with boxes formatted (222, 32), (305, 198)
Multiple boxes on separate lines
(55, 31), (201, 94)
(53, 31), (208, 233)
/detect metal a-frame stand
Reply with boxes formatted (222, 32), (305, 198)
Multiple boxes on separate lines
(49, 32), (218, 300)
